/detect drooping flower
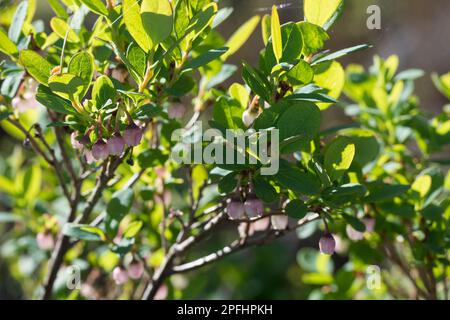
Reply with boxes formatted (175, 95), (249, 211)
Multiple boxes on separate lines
(226, 199), (245, 220)
(168, 103), (186, 119)
(319, 233), (336, 255)
(92, 139), (109, 160)
(36, 231), (55, 251)
(107, 133), (125, 156)
(363, 217), (376, 232)
(346, 224), (364, 241)
(123, 123), (143, 147)
(242, 108), (260, 128)
(71, 132), (84, 151)
(252, 217), (270, 231)
(112, 266), (129, 285)
(244, 196), (264, 219)
(128, 260), (144, 280)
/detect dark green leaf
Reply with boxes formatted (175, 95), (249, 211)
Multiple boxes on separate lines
(285, 199), (308, 219)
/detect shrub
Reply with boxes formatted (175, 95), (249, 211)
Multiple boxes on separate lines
(0, 0), (448, 300)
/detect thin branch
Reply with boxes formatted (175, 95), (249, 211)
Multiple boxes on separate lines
(171, 213), (320, 275)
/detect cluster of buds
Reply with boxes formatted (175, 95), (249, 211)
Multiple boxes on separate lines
(226, 195), (265, 220)
(71, 117), (143, 162)
(112, 259), (145, 285)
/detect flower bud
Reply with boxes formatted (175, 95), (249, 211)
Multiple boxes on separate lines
(168, 103), (186, 119)
(123, 123), (143, 147)
(128, 260), (144, 280)
(84, 150), (95, 165)
(346, 225), (364, 241)
(112, 266), (129, 285)
(36, 231), (55, 251)
(271, 214), (289, 230)
(363, 217), (375, 233)
(226, 199), (245, 220)
(244, 196), (264, 219)
(252, 217), (270, 231)
(154, 284), (168, 300)
(319, 233), (336, 255)
(71, 132), (84, 151)
(92, 139), (109, 160)
(107, 133), (125, 156)
(242, 109), (259, 127)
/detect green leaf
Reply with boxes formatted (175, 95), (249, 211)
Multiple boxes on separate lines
(186, 2), (218, 40)
(275, 160), (321, 195)
(287, 60), (314, 85)
(222, 15), (260, 60)
(340, 129), (380, 167)
(276, 102), (321, 141)
(127, 42), (147, 80)
(324, 136), (355, 181)
(304, 0), (344, 30)
(183, 47), (228, 71)
(0, 27), (18, 57)
(365, 182), (410, 202)
(242, 62), (272, 102)
(8, 0), (28, 43)
(261, 14), (271, 46)
(48, 73), (86, 102)
(105, 188), (135, 238)
(0, 111), (13, 122)
(19, 50), (54, 85)
(432, 72), (450, 100)
(141, 0), (173, 45)
(63, 223), (106, 241)
(68, 51), (94, 98)
(342, 214), (366, 232)
(50, 17), (80, 43)
(313, 60), (345, 110)
(297, 22), (329, 56)
(271, 5), (282, 63)
(285, 199), (308, 219)
(322, 183), (366, 205)
(107, 189), (134, 221)
(36, 85), (76, 115)
(264, 22), (303, 68)
(123, 221), (143, 238)
(253, 176), (278, 203)
(0, 212), (22, 223)
(312, 44), (371, 65)
(48, 0), (69, 19)
(123, 0), (153, 52)
(92, 75), (116, 108)
(218, 172), (239, 194)
(79, 0), (109, 16)
(212, 96), (244, 130)
(137, 149), (168, 168)
(411, 175), (432, 198)
(228, 83), (249, 108)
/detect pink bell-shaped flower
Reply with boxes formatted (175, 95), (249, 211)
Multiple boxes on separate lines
(36, 231), (55, 251)
(128, 260), (144, 280)
(107, 133), (125, 156)
(92, 139), (109, 160)
(112, 266), (129, 285)
(319, 233), (336, 255)
(123, 123), (143, 147)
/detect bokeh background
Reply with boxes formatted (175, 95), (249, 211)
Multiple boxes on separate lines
(1, 0), (450, 299)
